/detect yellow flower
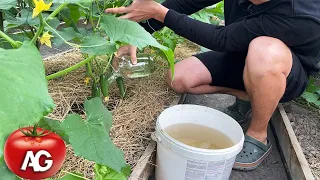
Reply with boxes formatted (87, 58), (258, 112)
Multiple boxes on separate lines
(32, 0), (52, 18)
(39, 31), (54, 48)
(84, 77), (91, 85)
(104, 96), (110, 102)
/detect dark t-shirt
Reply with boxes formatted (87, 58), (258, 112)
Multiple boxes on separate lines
(140, 0), (320, 75)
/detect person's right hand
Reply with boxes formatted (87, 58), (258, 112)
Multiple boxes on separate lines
(116, 45), (138, 64)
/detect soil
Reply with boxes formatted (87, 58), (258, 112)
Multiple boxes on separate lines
(43, 41), (200, 179)
(283, 101), (320, 179)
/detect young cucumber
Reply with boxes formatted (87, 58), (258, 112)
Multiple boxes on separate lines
(116, 77), (126, 98)
(91, 81), (101, 98)
(100, 74), (110, 102)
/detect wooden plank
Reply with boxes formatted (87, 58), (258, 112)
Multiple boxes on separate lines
(129, 94), (184, 180)
(271, 104), (315, 180)
(129, 141), (157, 180)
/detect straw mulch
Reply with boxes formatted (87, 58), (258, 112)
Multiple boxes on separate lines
(45, 40), (200, 179)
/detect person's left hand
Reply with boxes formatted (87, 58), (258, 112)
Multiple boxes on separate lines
(105, 0), (169, 23)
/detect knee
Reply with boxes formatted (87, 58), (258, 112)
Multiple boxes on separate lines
(166, 69), (188, 94)
(246, 36), (292, 78)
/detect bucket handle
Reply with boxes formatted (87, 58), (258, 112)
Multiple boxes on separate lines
(151, 132), (161, 143)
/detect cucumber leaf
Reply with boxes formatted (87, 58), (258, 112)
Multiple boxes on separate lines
(0, 157), (18, 180)
(301, 92), (319, 104)
(0, 0), (16, 10)
(80, 35), (117, 55)
(59, 98), (126, 172)
(100, 15), (175, 79)
(0, 41), (55, 152)
(37, 118), (70, 144)
(94, 164), (131, 180)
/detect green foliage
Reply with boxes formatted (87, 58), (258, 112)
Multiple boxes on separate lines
(100, 15), (168, 51)
(299, 77), (320, 109)
(0, 0), (16, 10)
(0, 0), (178, 178)
(0, 156), (20, 180)
(37, 118), (70, 144)
(0, 41), (55, 150)
(94, 164), (131, 180)
(80, 34), (117, 55)
(42, 98), (127, 173)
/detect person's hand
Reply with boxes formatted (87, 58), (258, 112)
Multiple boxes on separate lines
(105, 0), (169, 23)
(115, 45), (138, 64)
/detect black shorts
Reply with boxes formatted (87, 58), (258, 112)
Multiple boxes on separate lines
(194, 51), (309, 103)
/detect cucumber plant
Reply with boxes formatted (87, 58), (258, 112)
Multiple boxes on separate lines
(0, 0), (175, 179)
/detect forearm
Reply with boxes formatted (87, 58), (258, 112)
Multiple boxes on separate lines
(140, 0), (221, 33)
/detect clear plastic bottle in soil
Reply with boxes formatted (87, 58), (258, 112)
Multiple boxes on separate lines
(111, 53), (155, 79)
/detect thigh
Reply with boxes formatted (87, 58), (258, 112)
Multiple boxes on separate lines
(281, 52), (309, 102)
(194, 51), (248, 90)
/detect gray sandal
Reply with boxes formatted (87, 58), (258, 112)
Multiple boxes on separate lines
(233, 135), (272, 171)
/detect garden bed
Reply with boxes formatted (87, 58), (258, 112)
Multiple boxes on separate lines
(43, 41), (199, 179)
(282, 100), (320, 179)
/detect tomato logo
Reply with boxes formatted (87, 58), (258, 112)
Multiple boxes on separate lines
(4, 125), (66, 180)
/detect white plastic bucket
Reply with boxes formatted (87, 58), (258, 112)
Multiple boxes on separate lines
(153, 104), (244, 180)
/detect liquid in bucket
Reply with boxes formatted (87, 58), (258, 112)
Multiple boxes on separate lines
(164, 123), (234, 149)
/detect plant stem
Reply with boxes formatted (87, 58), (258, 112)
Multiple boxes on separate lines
(46, 55), (96, 80)
(46, 3), (68, 21)
(31, 13), (44, 45)
(0, 30), (21, 48)
(0, 12), (4, 32)
(44, 21), (79, 47)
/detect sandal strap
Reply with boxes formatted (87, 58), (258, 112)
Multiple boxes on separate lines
(244, 135), (269, 152)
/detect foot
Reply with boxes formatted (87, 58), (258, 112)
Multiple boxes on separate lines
(233, 135), (272, 171)
(223, 98), (252, 124)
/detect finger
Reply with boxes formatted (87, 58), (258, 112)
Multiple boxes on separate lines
(130, 47), (137, 64)
(116, 46), (129, 57)
(119, 13), (134, 20)
(105, 7), (129, 14)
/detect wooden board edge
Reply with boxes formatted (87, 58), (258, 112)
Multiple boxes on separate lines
(128, 93), (185, 180)
(271, 104), (315, 180)
(128, 141), (157, 180)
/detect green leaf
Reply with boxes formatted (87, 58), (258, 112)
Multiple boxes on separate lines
(37, 118), (70, 144)
(51, 27), (79, 46)
(54, 172), (85, 180)
(68, 4), (81, 26)
(4, 9), (40, 31)
(100, 15), (175, 79)
(94, 164), (131, 180)
(46, 17), (61, 31)
(306, 77), (320, 93)
(80, 35), (117, 56)
(60, 98), (126, 172)
(101, 15), (164, 50)
(0, 158), (18, 180)
(0, 41), (55, 151)
(0, 0), (16, 10)
(301, 92), (319, 104)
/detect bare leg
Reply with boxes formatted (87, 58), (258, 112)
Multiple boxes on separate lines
(244, 37), (293, 143)
(166, 57), (249, 100)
